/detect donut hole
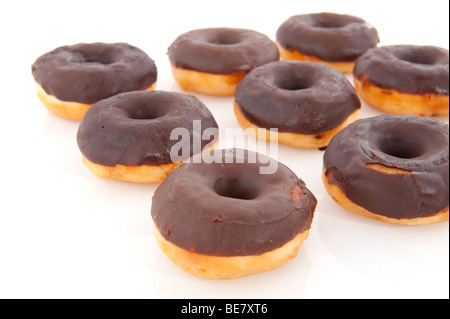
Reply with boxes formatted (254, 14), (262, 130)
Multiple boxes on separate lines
(214, 176), (258, 200)
(75, 52), (116, 65)
(395, 51), (436, 65)
(206, 30), (243, 46)
(313, 21), (347, 29)
(378, 136), (425, 159)
(276, 76), (313, 91)
(311, 17), (349, 29)
(127, 104), (167, 120)
(207, 36), (241, 46)
(83, 57), (114, 65)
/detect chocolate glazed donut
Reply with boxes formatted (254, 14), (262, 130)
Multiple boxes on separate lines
(77, 90), (218, 183)
(323, 115), (449, 225)
(234, 61), (361, 149)
(32, 43), (157, 120)
(168, 28), (280, 96)
(353, 45), (449, 116)
(276, 12), (379, 73)
(151, 148), (317, 279)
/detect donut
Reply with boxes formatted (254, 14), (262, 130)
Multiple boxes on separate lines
(168, 28), (279, 96)
(77, 91), (218, 183)
(234, 61), (361, 149)
(151, 148), (317, 279)
(276, 12), (379, 74)
(323, 115), (449, 225)
(32, 42), (157, 121)
(353, 45), (449, 116)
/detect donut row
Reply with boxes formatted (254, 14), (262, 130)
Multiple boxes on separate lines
(32, 13), (450, 121)
(31, 12), (449, 279)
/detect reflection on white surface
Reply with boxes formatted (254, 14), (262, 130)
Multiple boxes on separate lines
(318, 194), (449, 298)
(153, 244), (312, 299)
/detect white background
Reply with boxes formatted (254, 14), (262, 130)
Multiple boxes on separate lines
(0, 0), (448, 299)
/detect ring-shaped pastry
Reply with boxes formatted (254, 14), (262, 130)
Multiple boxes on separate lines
(323, 115), (449, 225)
(234, 61), (360, 149)
(276, 12), (379, 73)
(77, 90), (218, 183)
(353, 45), (449, 116)
(168, 28), (279, 96)
(152, 148), (317, 278)
(32, 42), (157, 120)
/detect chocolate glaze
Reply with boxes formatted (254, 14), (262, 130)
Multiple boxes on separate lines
(168, 28), (280, 74)
(235, 61), (361, 134)
(354, 45), (449, 95)
(324, 115), (449, 219)
(276, 13), (379, 62)
(151, 149), (317, 257)
(32, 43), (157, 104)
(77, 91), (218, 167)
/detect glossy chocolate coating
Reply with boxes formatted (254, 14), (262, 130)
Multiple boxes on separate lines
(32, 43), (157, 104)
(353, 45), (450, 95)
(151, 149), (317, 257)
(168, 28), (280, 74)
(77, 91), (218, 167)
(276, 13), (379, 62)
(324, 115), (449, 219)
(235, 61), (361, 134)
